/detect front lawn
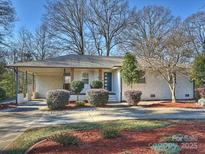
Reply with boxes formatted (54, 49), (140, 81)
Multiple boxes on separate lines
(3, 120), (169, 154)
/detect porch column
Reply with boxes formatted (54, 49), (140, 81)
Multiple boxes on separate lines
(15, 67), (19, 104)
(32, 73), (35, 92)
(63, 68), (66, 89)
(25, 71), (28, 94)
(71, 68), (74, 81)
(98, 69), (102, 81)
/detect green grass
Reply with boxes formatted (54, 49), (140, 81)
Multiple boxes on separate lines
(3, 120), (169, 154)
(101, 127), (121, 139)
(49, 133), (80, 147)
(76, 101), (85, 107)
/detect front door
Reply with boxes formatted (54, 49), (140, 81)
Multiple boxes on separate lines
(104, 72), (112, 91)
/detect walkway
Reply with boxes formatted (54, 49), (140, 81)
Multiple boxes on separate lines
(36, 104), (205, 126)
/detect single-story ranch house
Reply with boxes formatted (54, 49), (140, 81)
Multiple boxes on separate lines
(8, 54), (194, 103)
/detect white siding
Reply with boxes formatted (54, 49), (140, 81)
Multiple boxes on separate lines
(122, 71), (194, 100)
(176, 75), (194, 99)
(36, 75), (63, 98)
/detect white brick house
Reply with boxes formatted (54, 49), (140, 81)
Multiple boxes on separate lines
(8, 54), (194, 103)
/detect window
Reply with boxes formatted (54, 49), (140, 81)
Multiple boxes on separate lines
(82, 72), (89, 84)
(138, 71), (146, 83)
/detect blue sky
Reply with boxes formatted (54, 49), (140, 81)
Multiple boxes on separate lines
(11, 0), (205, 33)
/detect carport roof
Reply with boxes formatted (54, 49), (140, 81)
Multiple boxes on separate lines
(7, 54), (123, 69)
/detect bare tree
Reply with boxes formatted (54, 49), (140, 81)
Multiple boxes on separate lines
(33, 24), (58, 60)
(0, 0), (15, 60)
(87, 0), (132, 56)
(15, 28), (34, 62)
(184, 12), (205, 55)
(123, 6), (193, 103)
(44, 0), (87, 55)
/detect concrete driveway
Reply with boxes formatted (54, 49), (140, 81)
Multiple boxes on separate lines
(1, 100), (205, 150)
(0, 100), (45, 150)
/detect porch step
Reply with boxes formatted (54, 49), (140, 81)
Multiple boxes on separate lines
(108, 95), (118, 102)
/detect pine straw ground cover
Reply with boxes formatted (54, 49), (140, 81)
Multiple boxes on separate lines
(4, 120), (205, 154)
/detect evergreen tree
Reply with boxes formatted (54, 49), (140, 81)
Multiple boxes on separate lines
(121, 52), (140, 89)
(192, 53), (205, 87)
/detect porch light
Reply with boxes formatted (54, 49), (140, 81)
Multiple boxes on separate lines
(64, 72), (71, 83)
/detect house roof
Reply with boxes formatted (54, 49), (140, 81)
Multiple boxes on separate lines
(8, 54), (123, 69)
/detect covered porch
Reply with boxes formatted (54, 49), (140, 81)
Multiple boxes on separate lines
(14, 67), (121, 103)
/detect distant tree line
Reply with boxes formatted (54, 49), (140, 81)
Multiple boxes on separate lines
(2, 0), (205, 62)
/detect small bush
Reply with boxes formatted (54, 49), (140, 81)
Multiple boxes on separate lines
(71, 81), (84, 101)
(151, 143), (181, 154)
(196, 88), (205, 99)
(71, 81), (84, 94)
(101, 128), (120, 139)
(124, 90), (142, 106)
(91, 80), (103, 89)
(50, 133), (80, 147)
(86, 89), (109, 106)
(46, 89), (70, 110)
(0, 87), (6, 100)
(198, 98), (205, 106)
(76, 101), (85, 107)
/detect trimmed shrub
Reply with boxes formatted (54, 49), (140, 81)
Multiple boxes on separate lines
(91, 80), (103, 89)
(71, 81), (84, 101)
(86, 89), (109, 106)
(0, 87), (6, 100)
(50, 133), (80, 147)
(151, 143), (181, 154)
(46, 89), (70, 110)
(124, 90), (142, 106)
(101, 128), (120, 139)
(76, 101), (85, 107)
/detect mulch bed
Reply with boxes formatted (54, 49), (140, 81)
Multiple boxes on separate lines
(27, 121), (205, 154)
(139, 102), (203, 109)
(0, 102), (17, 110)
(62, 101), (94, 110)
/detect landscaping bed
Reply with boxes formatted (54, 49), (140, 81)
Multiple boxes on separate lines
(26, 121), (205, 154)
(139, 101), (203, 109)
(5, 120), (168, 154)
(0, 102), (17, 110)
(5, 120), (205, 154)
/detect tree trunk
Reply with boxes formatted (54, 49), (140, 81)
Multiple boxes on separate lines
(170, 88), (176, 103)
(168, 73), (177, 103)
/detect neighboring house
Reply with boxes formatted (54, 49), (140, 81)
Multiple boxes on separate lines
(8, 54), (194, 103)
